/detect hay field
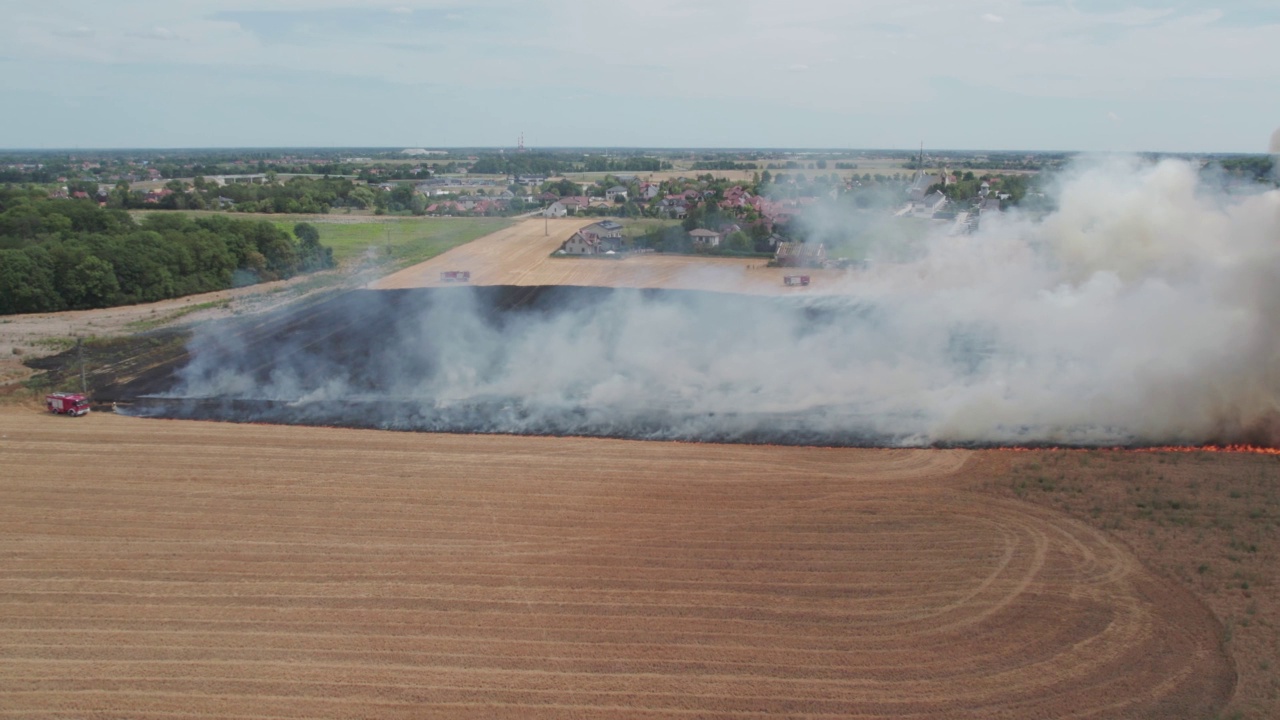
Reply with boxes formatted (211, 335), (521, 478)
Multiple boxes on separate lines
(372, 218), (846, 294)
(0, 407), (1231, 718)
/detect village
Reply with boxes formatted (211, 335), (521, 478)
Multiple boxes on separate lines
(537, 164), (1028, 268)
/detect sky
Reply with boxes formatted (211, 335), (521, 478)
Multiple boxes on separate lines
(2, 0), (1278, 152)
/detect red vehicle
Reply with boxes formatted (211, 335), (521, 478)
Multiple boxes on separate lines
(46, 392), (90, 417)
(783, 275), (810, 287)
(440, 270), (471, 283)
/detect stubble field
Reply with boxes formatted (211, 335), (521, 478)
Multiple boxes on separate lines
(0, 408), (1233, 718)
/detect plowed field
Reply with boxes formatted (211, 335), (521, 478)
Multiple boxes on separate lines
(372, 218), (845, 294)
(0, 408), (1232, 718)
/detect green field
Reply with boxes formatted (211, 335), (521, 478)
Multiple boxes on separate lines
(273, 218), (513, 269)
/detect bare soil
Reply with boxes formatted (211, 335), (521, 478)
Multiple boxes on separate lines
(373, 218), (851, 294)
(0, 407), (1232, 718)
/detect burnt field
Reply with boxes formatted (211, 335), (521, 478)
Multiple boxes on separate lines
(98, 284), (1269, 448)
(105, 286), (927, 446)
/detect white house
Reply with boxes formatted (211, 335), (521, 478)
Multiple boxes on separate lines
(688, 228), (723, 248)
(544, 201), (567, 218)
(606, 185), (628, 202)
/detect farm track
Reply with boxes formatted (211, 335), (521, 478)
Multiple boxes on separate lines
(0, 409), (1232, 718)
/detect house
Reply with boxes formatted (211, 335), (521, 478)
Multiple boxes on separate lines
(586, 220), (623, 237)
(605, 185), (628, 202)
(639, 182), (661, 200)
(919, 190), (948, 216)
(544, 201), (567, 218)
(689, 228), (723, 248)
(658, 195), (688, 219)
(537, 191), (560, 204)
(558, 196), (590, 213)
(720, 186), (750, 208)
(775, 241), (827, 268)
(497, 190), (516, 201)
(560, 231), (600, 255)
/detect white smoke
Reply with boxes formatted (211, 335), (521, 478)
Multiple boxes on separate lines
(169, 156), (1280, 447)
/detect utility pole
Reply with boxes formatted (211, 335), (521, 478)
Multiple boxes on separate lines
(76, 337), (87, 395)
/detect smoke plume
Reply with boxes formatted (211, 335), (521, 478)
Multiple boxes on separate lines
(145, 156), (1280, 447)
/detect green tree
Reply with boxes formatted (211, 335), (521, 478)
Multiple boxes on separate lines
(64, 255), (120, 308)
(293, 222), (320, 245)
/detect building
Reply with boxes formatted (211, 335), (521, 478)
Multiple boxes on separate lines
(775, 241), (827, 268)
(688, 228), (723, 248)
(544, 201), (567, 218)
(605, 185), (628, 202)
(558, 196), (590, 213)
(919, 191), (948, 216)
(584, 220), (623, 237)
(560, 231), (599, 255)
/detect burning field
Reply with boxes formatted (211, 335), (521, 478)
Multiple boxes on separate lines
(96, 157), (1280, 450)
(0, 409), (1236, 718)
(6, 155), (1279, 717)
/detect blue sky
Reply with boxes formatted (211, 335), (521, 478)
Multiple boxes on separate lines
(2, 0), (1278, 152)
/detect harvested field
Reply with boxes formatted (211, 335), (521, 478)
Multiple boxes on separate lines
(372, 218), (846, 294)
(976, 449), (1280, 717)
(0, 407), (1233, 718)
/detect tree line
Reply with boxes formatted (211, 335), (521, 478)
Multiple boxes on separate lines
(0, 189), (334, 315)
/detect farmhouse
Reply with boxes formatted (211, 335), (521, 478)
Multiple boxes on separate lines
(606, 186), (628, 202)
(544, 201), (567, 218)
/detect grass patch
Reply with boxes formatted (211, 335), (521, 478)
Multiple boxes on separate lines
(125, 300), (230, 332)
(30, 337), (78, 352)
(273, 218), (513, 268)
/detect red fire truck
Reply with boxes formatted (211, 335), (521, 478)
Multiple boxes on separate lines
(46, 392), (91, 417)
(440, 270), (471, 283)
(783, 275), (810, 287)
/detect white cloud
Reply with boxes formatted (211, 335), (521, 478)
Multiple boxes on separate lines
(1, 0), (1278, 150)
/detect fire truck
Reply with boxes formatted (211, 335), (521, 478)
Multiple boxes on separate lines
(440, 270), (471, 283)
(783, 275), (810, 287)
(46, 392), (91, 417)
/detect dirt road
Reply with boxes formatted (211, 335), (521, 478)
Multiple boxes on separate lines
(372, 218), (848, 294)
(0, 407), (1231, 718)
